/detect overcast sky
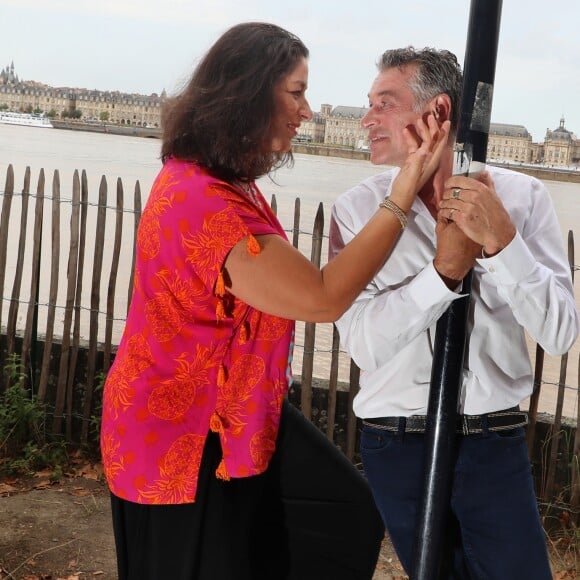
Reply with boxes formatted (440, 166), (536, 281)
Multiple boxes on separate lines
(1, 0), (578, 142)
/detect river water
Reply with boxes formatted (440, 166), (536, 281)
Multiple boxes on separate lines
(1, 124), (578, 419)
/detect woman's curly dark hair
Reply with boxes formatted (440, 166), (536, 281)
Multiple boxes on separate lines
(161, 22), (309, 182)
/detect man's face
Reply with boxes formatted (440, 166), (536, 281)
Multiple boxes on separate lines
(362, 64), (424, 167)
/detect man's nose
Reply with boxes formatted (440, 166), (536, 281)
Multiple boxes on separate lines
(361, 110), (375, 128)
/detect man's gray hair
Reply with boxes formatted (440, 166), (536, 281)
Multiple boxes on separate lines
(379, 46), (462, 134)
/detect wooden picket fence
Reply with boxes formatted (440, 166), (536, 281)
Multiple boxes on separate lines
(0, 164), (578, 516)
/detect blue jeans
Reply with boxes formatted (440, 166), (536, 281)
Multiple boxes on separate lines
(361, 424), (552, 580)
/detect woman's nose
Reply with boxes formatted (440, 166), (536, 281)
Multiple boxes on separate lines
(301, 100), (313, 120)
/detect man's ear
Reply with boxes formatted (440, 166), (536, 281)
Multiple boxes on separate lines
(432, 95), (451, 125)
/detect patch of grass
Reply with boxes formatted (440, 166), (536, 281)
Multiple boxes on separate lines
(0, 354), (69, 478)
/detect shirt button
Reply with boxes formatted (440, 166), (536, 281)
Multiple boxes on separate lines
(488, 266), (495, 273)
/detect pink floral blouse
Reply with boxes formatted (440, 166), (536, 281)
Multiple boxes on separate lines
(100, 158), (295, 504)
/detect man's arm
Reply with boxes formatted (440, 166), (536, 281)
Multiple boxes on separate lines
(477, 221), (578, 356)
(329, 200), (461, 373)
(440, 172), (578, 355)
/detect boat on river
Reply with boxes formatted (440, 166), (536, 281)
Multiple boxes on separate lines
(0, 111), (53, 128)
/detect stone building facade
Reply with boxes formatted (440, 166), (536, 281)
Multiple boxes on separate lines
(1, 62), (163, 127)
(2, 63), (579, 166)
(322, 105), (369, 149)
(543, 118), (580, 167)
(296, 111), (326, 143)
(73, 89), (163, 127)
(483, 119), (579, 168)
(487, 123), (534, 163)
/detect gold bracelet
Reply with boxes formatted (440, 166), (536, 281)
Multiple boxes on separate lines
(379, 197), (407, 230)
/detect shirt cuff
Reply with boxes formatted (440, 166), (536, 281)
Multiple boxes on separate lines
(476, 232), (535, 284)
(406, 261), (465, 310)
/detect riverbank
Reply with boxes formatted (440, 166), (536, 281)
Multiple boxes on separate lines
(489, 162), (580, 184)
(292, 143), (580, 184)
(47, 121), (580, 183)
(51, 119), (161, 139)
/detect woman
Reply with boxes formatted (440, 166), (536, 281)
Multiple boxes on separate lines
(100, 22), (449, 580)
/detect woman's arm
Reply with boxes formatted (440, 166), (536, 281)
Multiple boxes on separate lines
(224, 116), (450, 322)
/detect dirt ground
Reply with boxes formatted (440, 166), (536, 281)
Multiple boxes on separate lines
(0, 471), (115, 580)
(1, 468), (576, 580)
(0, 468), (407, 580)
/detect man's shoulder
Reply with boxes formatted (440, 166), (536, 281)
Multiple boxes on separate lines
(486, 164), (549, 199)
(335, 168), (398, 206)
(487, 164), (542, 187)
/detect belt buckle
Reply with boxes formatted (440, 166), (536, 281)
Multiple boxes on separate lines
(462, 415), (470, 436)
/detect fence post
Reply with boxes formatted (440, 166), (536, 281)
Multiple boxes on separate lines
(346, 361), (360, 461)
(53, 170), (81, 434)
(269, 193), (277, 216)
(81, 175), (107, 445)
(6, 167), (30, 360)
(0, 164), (15, 373)
(292, 198), (300, 249)
(326, 325), (340, 441)
(103, 177), (124, 372)
(571, 352), (580, 523)
(127, 180), (142, 314)
(22, 168), (45, 392)
(526, 344), (545, 453)
(66, 170), (89, 441)
(543, 230), (575, 502)
(38, 170), (61, 402)
(300, 203), (324, 420)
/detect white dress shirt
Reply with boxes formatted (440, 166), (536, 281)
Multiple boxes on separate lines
(329, 165), (579, 418)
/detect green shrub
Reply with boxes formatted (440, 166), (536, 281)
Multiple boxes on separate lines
(0, 355), (45, 458)
(0, 354), (68, 477)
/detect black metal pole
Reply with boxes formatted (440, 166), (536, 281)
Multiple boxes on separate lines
(411, 2), (503, 579)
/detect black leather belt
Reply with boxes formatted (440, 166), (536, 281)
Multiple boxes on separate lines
(362, 408), (527, 436)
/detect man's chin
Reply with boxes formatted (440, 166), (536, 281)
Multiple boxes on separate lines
(370, 151), (391, 166)
(370, 148), (405, 167)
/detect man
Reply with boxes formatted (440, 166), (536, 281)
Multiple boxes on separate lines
(329, 47), (579, 579)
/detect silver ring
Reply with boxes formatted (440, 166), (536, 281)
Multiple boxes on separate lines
(452, 188), (461, 200)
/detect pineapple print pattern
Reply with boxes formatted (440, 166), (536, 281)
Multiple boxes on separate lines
(101, 159), (294, 504)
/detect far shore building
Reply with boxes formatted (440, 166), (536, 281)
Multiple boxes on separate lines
(487, 123), (534, 163)
(73, 89), (164, 127)
(487, 119), (580, 168)
(543, 117), (580, 168)
(296, 111), (326, 143)
(3, 64), (580, 166)
(322, 105), (369, 149)
(1, 62), (163, 127)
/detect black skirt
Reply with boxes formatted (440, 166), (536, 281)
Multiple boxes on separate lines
(110, 400), (384, 580)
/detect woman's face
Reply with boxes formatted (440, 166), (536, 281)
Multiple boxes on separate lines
(270, 57), (312, 153)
